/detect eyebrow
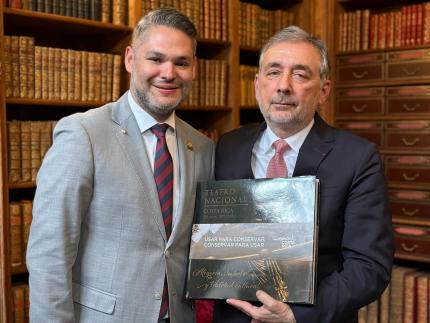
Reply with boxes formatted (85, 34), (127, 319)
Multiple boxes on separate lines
(145, 51), (192, 62)
(263, 62), (314, 76)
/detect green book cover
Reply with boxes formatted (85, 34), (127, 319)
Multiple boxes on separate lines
(186, 176), (319, 304)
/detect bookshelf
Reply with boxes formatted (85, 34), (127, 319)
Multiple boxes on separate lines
(0, 0), (337, 321)
(335, 0), (430, 321)
(0, 1), (133, 322)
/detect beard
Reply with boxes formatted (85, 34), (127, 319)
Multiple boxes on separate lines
(132, 79), (191, 117)
(258, 95), (314, 133)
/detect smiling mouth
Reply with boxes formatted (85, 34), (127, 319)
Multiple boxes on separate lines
(153, 84), (180, 90)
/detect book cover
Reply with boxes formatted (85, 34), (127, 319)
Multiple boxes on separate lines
(187, 176), (319, 303)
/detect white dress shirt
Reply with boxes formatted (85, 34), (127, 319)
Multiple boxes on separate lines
(128, 91), (181, 228)
(251, 119), (314, 179)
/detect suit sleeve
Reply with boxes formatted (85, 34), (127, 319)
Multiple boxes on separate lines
(26, 116), (94, 322)
(291, 143), (394, 323)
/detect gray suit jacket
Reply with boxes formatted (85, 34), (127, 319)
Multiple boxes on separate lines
(26, 93), (215, 323)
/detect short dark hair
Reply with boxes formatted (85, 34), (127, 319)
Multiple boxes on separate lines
(259, 25), (330, 81)
(132, 8), (197, 54)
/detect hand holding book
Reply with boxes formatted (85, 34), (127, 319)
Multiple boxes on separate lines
(226, 290), (297, 323)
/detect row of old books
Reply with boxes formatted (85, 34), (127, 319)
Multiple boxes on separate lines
(12, 283), (29, 323)
(7, 0), (127, 25)
(338, 3), (430, 53)
(9, 200), (33, 269)
(183, 59), (227, 108)
(7, 120), (56, 183)
(4, 35), (122, 102)
(239, 65), (258, 107)
(142, 0), (228, 41)
(239, 2), (294, 48)
(358, 265), (430, 323)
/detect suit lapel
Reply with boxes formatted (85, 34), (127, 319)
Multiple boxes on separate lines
(293, 114), (335, 177)
(111, 93), (167, 240)
(169, 118), (195, 244)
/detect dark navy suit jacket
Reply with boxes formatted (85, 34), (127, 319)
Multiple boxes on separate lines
(213, 114), (394, 323)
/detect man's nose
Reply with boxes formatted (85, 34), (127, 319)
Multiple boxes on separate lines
(278, 73), (292, 93)
(161, 62), (176, 80)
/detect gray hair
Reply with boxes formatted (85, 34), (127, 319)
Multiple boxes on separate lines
(259, 25), (330, 81)
(132, 8), (197, 54)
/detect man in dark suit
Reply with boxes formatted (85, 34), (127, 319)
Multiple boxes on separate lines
(213, 25), (394, 323)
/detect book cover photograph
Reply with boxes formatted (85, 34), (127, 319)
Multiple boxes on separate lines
(186, 176), (319, 304)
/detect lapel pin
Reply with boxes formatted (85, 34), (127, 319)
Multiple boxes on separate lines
(186, 141), (193, 151)
(120, 128), (127, 135)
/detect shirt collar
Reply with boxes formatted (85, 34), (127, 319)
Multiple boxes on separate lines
(127, 91), (176, 133)
(262, 118), (315, 154)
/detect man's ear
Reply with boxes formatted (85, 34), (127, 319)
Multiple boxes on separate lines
(124, 46), (133, 73)
(192, 56), (197, 81)
(318, 79), (331, 106)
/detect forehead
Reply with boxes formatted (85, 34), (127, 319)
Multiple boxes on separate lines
(261, 41), (321, 71)
(137, 25), (194, 55)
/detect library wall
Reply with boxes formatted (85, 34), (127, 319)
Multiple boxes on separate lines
(335, 1), (430, 322)
(3, 1), (428, 322)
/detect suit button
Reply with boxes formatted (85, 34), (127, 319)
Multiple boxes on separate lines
(165, 250), (170, 257)
(155, 292), (161, 300)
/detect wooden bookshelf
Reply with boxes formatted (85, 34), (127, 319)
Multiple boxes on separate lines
(0, 0), (338, 322)
(335, 0), (430, 321)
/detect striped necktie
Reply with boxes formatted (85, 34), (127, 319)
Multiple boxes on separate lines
(151, 123), (173, 239)
(266, 139), (289, 178)
(151, 123), (173, 320)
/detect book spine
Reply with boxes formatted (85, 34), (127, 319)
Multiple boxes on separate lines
(88, 52), (96, 101)
(94, 53), (101, 101)
(30, 122), (41, 182)
(112, 54), (121, 100)
(67, 49), (75, 101)
(7, 121), (22, 183)
(101, 0), (110, 23)
(81, 51), (89, 101)
(48, 47), (55, 100)
(20, 121), (32, 182)
(53, 48), (61, 100)
(21, 200), (33, 260)
(12, 285), (25, 323)
(11, 36), (20, 98)
(27, 37), (35, 99)
(4, 36), (12, 98)
(74, 51), (82, 101)
(9, 202), (23, 267)
(40, 121), (53, 161)
(60, 48), (68, 101)
(106, 54), (113, 102)
(41, 46), (49, 100)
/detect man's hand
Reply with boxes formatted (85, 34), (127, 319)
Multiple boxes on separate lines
(226, 290), (297, 323)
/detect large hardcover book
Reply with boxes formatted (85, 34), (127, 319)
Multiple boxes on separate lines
(186, 176), (319, 303)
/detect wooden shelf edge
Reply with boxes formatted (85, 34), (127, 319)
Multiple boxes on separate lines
(8, 182), (36, 190)
(4, 8), (133, 33)
(178, 106), (232, 112)
(6, 98), (108, 108)
(335, 79), (430, 88)
(11, 265), (27, 275)
(336, 115), (430, 121)
(240, 105), (259, 110)
(395, 253), (430, 263)
(392, 219), (430, 227)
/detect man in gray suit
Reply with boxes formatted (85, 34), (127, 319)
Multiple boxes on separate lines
(26, 8), (214, 323)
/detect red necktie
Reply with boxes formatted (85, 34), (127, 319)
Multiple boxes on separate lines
(151, 123), (173, 319)
(266, 139), (289, 178)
